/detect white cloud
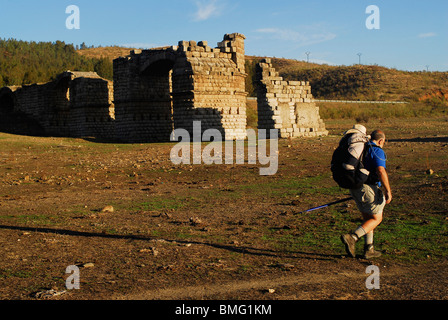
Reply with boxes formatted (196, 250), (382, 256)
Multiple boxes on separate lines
(193, 0), (222, 21)
(418, 32), (436, 38)
(255, 27), (336, 47)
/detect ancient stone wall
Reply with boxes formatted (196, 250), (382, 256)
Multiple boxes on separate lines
(0, 86), (44, 135)
(256, 58), (328, 138)
(0, 71), (114, 138)
(69, 77), (115, 139)
(113, 48), (179, 143)
(113, 33), (247, 143)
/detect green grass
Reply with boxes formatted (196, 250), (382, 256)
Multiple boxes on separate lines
(11, 214), (57, 225)
(238, 174), (332, 198)
(256, 188), (448, 263)
(122, 196), (188, 212)
(0, 269), (34, 279)
(0, 132), (140, 157)
(318, 102), (447, 121)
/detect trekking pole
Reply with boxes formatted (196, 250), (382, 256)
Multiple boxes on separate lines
(295, 197), (354, 215)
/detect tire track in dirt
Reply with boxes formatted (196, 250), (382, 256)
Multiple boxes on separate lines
(115, 270), (390, 300)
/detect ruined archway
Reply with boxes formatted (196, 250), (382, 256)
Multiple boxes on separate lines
(113, 49), (180, 143)
(113, 34), (248, 143)
(133, 57), (176, 142)
(52, 76), (71, 111)
(43, 74), (72, 136)
(141, 57), (175, 114)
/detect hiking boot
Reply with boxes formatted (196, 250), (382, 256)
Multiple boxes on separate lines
(341, 234), (357, 258)
(363, 245), (382, 259)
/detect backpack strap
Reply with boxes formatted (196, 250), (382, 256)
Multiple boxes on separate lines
(366, 141), (387, 162)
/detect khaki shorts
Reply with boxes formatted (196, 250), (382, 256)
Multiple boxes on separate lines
(350, 184), (386, 216)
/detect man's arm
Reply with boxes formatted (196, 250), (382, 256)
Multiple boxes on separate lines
(377, 166), (392, 204)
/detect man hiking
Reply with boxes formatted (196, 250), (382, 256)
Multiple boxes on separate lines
(341, 129), (392, 259)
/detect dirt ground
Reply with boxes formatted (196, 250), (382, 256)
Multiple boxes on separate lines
(0, 117), (447, 301)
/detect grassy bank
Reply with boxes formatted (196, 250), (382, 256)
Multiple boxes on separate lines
(318, 101), (447, 122)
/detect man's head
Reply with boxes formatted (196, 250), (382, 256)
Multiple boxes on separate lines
(371, 130), (386, 148)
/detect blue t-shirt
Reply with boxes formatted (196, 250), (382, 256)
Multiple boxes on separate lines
(364, 141), (386, 186)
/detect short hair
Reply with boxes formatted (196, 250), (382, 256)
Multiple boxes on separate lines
(371, 130), (385, 141)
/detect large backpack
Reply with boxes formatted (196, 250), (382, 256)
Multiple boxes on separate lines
(331, 132), (371, 189)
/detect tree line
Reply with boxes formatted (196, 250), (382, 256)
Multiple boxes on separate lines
(0, 39), (113, 88)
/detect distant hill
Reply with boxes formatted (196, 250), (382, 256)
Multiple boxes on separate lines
(246, 56), (448, 104)
(2, 42), (447, 108)
(77, 46), (138, 62)
(75, 47), (448, 105)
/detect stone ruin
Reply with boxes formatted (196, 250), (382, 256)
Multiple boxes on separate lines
(113, 33), (247, 142)
(0, 71), (114, 138)
(0, 33), (328, 142)
(256, 58), (328, 138)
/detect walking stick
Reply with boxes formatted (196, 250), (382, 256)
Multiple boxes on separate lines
(296, 197), (354, 215)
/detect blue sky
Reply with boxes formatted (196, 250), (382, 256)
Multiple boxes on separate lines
(1, 0), (447, 71)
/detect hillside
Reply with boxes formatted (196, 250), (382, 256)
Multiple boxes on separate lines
(77, 46), (138, 62)
(0, 39), (113, 87)
(279, 62), (448, 102)
(78, 48), (448, 101)
(246, 56), (448, 103)
(2, 42), (447, 108)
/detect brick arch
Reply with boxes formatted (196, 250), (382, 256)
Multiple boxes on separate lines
(139, 51), (177, 75)
(113, 34), (249, 142)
